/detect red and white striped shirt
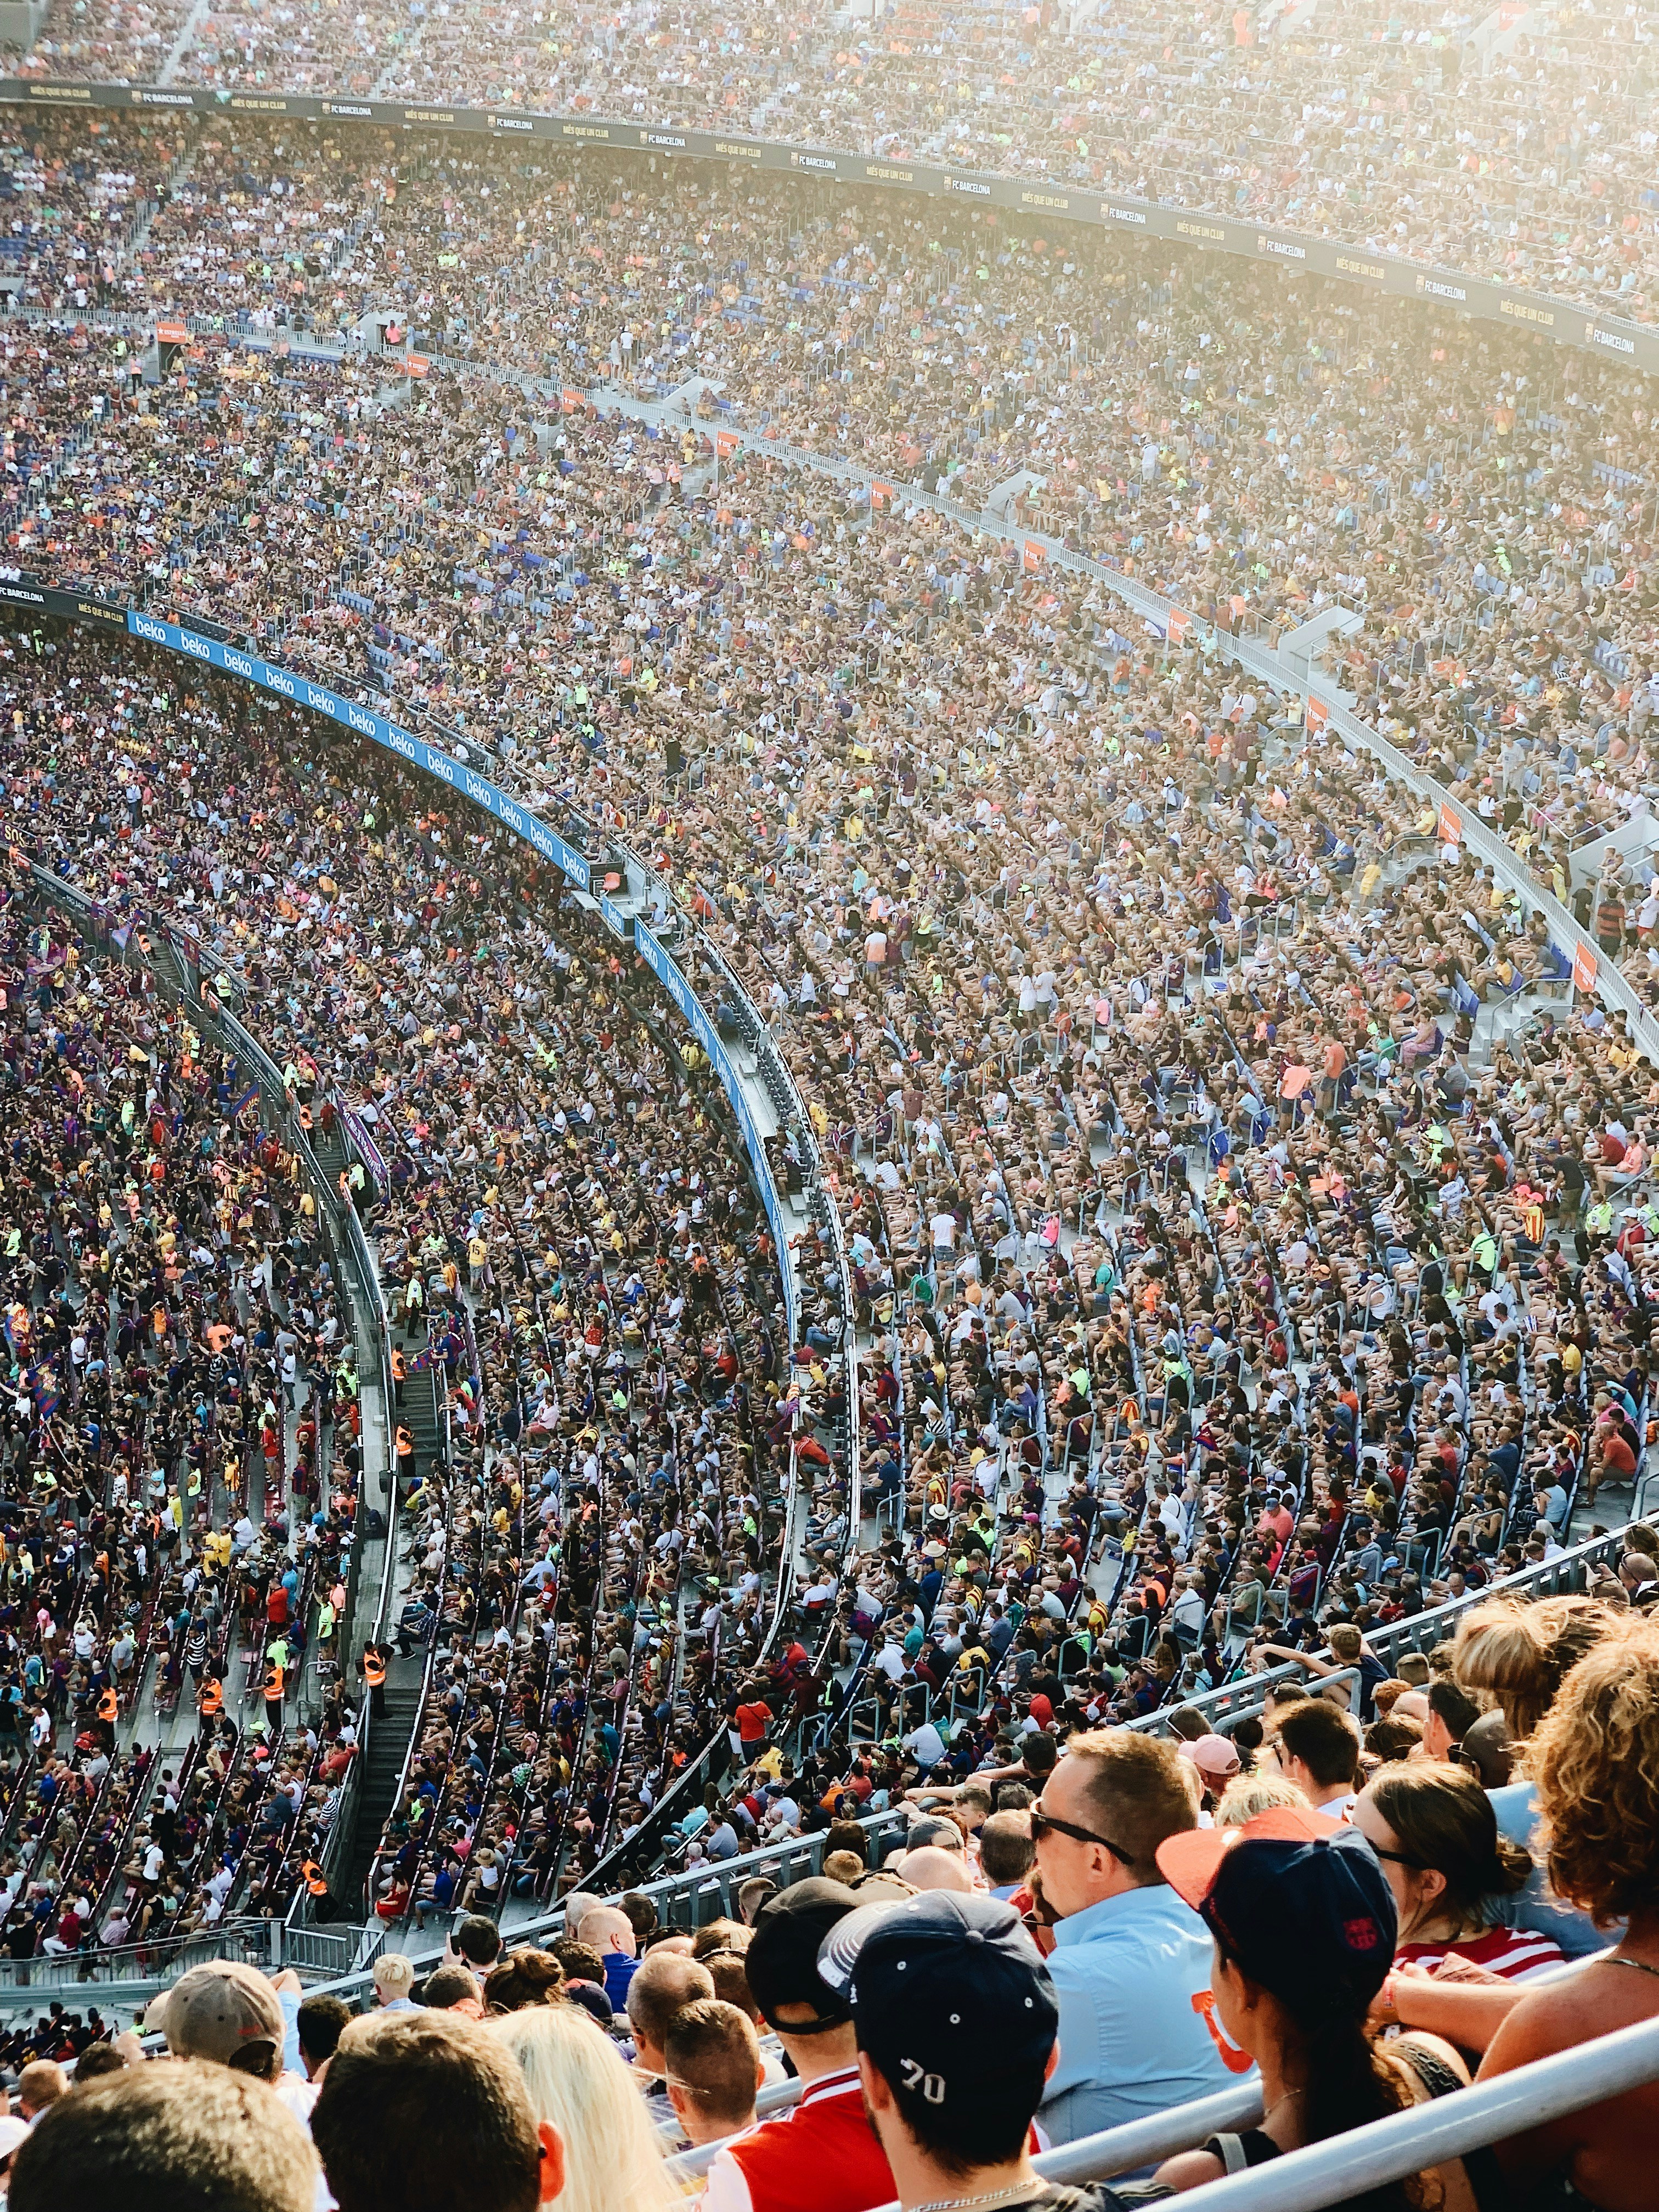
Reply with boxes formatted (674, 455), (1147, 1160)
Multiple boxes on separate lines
(1395, 1925), (1566, 1983)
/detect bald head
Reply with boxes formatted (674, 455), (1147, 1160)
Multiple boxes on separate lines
(898, 1846), (973, 1894)
(627, 1950), (716, 2074)
(584, 1907), (636, 1960)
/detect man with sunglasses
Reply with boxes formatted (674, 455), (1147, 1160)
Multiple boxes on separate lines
(1031, 1730), (1255, 2143)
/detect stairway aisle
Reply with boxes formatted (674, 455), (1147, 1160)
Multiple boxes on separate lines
(342, 1673), (422, 1916)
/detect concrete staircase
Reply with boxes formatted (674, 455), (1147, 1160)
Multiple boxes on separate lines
(342, 1675), (422, 1915)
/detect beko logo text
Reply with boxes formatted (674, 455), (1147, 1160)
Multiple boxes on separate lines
(179, 633), (212, 663)
(346, 704), (378, 736)
(463, 770), (495, 806)
(306, 684), (335, 713)
(134, 617), (167, 642)
(223, 650), (257, 679)
(387, 729), (419, 761)
(266, 669), (297, 697)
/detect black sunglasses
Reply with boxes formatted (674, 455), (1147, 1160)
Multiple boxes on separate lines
(1030, 1804), (1138, 1865)
(1368, 1845), (1429, 1871)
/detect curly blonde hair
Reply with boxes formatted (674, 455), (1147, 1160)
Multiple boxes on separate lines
(1449, 1594), (1618, 1741)
(1531, 1616), (1659, 1928)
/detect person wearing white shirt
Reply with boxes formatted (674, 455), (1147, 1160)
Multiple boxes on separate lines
(1265, 1699), (1362, 1821)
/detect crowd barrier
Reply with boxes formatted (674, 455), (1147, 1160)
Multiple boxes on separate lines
(1, 76), (1653, 376)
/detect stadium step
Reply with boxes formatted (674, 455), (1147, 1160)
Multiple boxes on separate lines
(341, 1674), (424, 1913)
(398, 1368), (442, 1482)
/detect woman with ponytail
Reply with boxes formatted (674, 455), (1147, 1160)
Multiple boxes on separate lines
(1355, 1763), (1565, 1982)
(1149, 1806), (1474, 2211)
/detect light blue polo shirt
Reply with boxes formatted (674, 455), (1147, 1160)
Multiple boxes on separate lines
(1041, 1884), (1255, 2142)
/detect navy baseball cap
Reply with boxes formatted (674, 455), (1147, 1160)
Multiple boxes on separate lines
(816, 1891), (1058, 2114)
(1156, 1807), (1396, 2018)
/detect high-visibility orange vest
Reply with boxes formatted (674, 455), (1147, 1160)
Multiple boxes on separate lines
(363, 1650), (386, 1689)
(263, 1661), (285, 1700)
(391, 1349), (407, 1383)
(199, 1678), (223, 1716)
(98, 1688), (119, 1722)
(302, 1859), (328, 1897)
(396, 1427), (414, 1462)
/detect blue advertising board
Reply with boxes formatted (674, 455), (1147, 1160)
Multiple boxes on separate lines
(127, 609), (591, 890)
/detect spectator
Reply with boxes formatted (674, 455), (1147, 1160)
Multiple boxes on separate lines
(371, 1956), (419, 2015)
(310, 2013), (562, 2212)
(978, 1811), (1036, 1900)
(705, 1878), (896, 2212)
(583, 1908), (640, 2016)
(1354, 1764), (1566, 1982)
(625, 1951), (716, 2083)
(1265, 1702), (1364, 1821)
(421, 1967), (485, 2019)
(447, 1916), (506, 1978)
(1475, 1616), (1659, 2208)
(1423, 1683), (1482, 1766)
(820, 1888), (1138, 2212)
(1152, 1807), (1470, 2204)
(1031, 1730), (1249, 2140)
(9, 2066), (317, 2212)
(296, 1997), (350, 2081)
(15, 2064), (65, 2124)
(495, 2002), (676, 2212)
(483, 1953), (566, 2016)
(662, 1999), (766, 2149)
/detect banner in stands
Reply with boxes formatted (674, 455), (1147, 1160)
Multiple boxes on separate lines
(0, 575), (129, 629)
(123, 608), (591, 889)
(4, 78), (1656, 375)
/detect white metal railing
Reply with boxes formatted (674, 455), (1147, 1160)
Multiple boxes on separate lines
(1133, 1522), (1632, 1736)
(302, 1803), (912, 2013)
(809, 2016), (1659, 2212)
(1155, 2015), (1659, 2209)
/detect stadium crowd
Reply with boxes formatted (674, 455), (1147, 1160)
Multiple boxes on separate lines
(3, 0), (1659, 322)
(1, 1585), (1658, 2212)
(0, 22), (1650, 2212)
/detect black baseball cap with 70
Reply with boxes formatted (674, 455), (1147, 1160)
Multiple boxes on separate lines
(817, 1891), (1058, 2118)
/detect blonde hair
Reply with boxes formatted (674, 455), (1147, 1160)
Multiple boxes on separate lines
(1214, 1773), (1308, 1827)
(1451, 1595), (1618, 1741)
(493, 2003), (676, 2212)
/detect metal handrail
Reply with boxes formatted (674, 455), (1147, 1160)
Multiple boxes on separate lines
(300, 1804), (913, 2013)
(1163, 2013), (1659, 2210)
(1128, 1521), (1633, 1736)
(841, 2016), (1659, 2212)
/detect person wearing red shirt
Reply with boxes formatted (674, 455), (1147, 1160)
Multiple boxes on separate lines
(731, 1695), (774, 1756)
(702, 1880), (895, 2212)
